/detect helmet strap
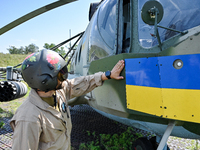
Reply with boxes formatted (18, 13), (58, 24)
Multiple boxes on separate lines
(53, 93), (57, 108)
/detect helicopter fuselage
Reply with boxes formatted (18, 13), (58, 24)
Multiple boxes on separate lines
(69, 0), (200, 139)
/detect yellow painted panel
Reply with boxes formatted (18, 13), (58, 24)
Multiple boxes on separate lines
(162, 88), (200, 123)
(126, 85), (163, 116)
(126, 85), (200, 123)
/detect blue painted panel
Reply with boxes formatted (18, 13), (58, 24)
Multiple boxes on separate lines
(159, 54), (200, 89)
(125, 57), (160, 88)
(125, 54), (200, 89)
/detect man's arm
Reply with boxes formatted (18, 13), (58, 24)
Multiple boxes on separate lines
(66, 60), (125, 98)
(12, 121), (41, 150)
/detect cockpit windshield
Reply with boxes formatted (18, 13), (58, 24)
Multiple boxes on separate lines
(138, 0), (200, 48)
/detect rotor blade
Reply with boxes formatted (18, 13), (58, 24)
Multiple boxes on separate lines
(0, 0), (77, 35)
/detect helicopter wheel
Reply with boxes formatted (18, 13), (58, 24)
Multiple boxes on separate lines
(149, 136), (170, 150)
(134, 137), (154, 150)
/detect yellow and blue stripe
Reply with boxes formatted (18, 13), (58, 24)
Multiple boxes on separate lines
(125, 54), (200, 123)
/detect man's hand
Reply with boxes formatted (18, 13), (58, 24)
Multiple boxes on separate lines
(102, 60), (125, 81)
(110, 60), (124, 80)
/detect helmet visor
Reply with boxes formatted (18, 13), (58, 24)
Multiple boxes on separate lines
(57, 65), (68, 81)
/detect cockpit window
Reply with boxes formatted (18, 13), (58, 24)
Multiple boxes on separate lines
(98, 0), (117, 49)
(138, 0), (200, 48)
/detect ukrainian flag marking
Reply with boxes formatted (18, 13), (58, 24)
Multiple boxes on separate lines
(125, 54), (200, 123)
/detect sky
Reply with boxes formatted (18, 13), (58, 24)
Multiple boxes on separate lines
(0, 0), (96, 53)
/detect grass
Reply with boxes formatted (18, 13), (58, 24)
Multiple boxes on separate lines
(79, 127), (142, 150)
(0, 53), (28, 67)
(0, 98), (26, 118)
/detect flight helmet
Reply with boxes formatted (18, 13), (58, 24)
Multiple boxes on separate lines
(21, 49), (68, 92)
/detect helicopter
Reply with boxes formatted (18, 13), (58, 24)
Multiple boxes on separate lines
(1, 0), (200, 149)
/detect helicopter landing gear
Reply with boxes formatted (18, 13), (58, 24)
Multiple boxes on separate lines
(134, 121), (175, 150)
(134, 137), (154, 150)
(134, 136), (171, 150)
(157, 121), (175, 150)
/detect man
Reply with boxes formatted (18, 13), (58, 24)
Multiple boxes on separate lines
(10, 49), (124, 150)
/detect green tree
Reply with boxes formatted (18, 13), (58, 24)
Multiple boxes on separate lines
(7, 44), (39, 54)
(24, 44), (39, 54)
(18, 46), (24, 54)
(43, 43), (66, 57)
(59, 47), (66, 57)
(43, 43), (56, 49)
(7, 46), (22, 54)
(23, 46), (29, 55)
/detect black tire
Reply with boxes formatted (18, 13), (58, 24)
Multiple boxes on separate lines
(134, 137), (154, 150)
(149, 136), (158, 149)
(149, 136), (170, 150)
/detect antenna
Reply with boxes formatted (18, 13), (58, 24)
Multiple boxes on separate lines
(69, 29), (72, 49)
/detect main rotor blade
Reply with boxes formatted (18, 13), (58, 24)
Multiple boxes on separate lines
(0, 0), (77, 35)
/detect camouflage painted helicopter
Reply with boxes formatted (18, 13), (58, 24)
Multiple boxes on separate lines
(1, 0), (200, 149)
